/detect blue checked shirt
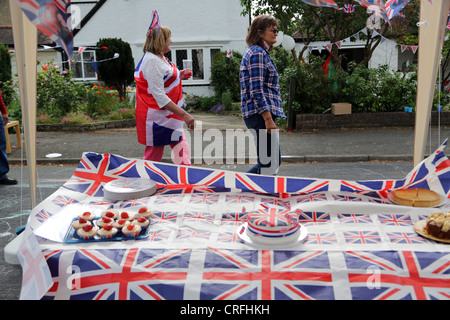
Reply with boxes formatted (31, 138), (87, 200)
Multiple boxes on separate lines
(240, 45), (285, 119)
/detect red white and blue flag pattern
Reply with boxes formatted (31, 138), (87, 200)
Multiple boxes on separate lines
(13, 0), (74, 56)
(385, 0), (410, 19)
(19, 141), (450, 300)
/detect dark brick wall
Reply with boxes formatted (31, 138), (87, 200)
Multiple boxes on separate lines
(296, 111), (450, 130)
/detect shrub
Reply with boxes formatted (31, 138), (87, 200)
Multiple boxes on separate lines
(210, 51), (242, 102)
(36, 62), (86, 118)
(61, 111), (94, 125)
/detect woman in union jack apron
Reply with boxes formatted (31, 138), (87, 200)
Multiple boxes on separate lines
(135, 11), (195, 165)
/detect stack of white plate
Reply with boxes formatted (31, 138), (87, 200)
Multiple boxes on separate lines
(103, 178), (157, 201)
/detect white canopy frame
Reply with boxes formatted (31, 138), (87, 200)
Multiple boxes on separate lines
(413, 0), (450, 166)
(9, 0), (38, 208)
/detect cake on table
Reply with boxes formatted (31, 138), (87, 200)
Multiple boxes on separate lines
(122, 224), (142, 238)
(134, 216), (149, 229)
(135, 207), (152, 219)
(118, 211), (133, 222)
(102, 209), (119, 220)
(113, 219), (130, 230)
(77, 224), (98, 240)
(96, 217), (114, 228)
(246, 211), (301, 244)
(391, 188), (440, 207)
(78, 211), (95, 221)
(425, 212), (450, 240)
(98, 225), (118, 239)
(72, 217), (91, 229)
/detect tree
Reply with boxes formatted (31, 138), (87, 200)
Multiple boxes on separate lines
(95, 38), (135, 99)
(240, 0), (419, 71)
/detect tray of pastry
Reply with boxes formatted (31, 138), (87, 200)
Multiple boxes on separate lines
(64, 211), (152, 243)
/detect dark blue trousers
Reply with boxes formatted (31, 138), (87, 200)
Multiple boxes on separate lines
(0, 119), (10, 180)
(244, 113), (281, 175)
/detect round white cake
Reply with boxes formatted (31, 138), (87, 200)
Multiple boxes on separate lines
(246, 211), (301, 244)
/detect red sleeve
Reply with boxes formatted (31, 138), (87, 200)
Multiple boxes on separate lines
(0, 90), (7, 115)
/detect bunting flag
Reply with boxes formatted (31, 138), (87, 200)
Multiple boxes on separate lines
(300, 0), (339, 9)
(353, 0), (391, 25)
(13, 0), (74, 56)
(385, 0), (410, 19)
(343, 4), (356, 13)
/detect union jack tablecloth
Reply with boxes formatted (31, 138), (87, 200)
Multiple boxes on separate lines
(18, 142), (450, 300)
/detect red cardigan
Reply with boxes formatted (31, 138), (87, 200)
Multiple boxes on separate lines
(0, 90), (7, 115)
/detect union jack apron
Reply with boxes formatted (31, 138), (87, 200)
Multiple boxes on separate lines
(135, 53), (184, 146)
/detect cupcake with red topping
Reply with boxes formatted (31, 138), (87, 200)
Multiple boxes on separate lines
(118, 211), (133, 222)
(97, 224), (118, 239)
(113, 219), (130, 230)
(102, 209), (119, 220)
(96, 217), (114, 228)
(134, 216), (149, 229)
(78, 211), (96, 221)
(77, 224), (98, 240)
(122, 223), (142, 238)
(135, 207), (152, 219)
(72, 217), (91, 229)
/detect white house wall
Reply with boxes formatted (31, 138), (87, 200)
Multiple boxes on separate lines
(73, 0), (250, 97)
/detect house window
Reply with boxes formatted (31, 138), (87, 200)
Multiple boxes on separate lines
(69, 50), (97, 80)
(165, 47), (222, 85)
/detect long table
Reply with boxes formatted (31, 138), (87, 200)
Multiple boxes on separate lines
(17, 142), (450, 300)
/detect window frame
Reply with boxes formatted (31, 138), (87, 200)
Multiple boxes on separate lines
(167, 46), (223, 85)
(69, 49), (98, 81)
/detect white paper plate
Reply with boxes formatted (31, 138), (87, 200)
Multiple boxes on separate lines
(387, 191), (448, 208)
(45, 153), (62, 158)
(103, 178), (157, 201)
(236, 223), (308, 248)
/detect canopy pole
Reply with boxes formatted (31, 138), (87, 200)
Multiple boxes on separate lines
(413, 0), (450, 166)
(9, 0), (38, 208)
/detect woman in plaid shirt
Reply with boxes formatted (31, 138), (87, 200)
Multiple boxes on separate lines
(240, 15), (285, 175)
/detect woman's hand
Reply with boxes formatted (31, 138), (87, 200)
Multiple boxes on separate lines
(182, 113), (196, 130)
(180, 69), (192, 80)
(262, 110), (277, 134)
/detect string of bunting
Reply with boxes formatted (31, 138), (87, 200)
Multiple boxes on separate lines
(297, 27), (419, 54)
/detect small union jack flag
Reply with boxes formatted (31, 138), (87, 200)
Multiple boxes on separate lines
(297, 211), (331, 226)
(344, 231), (382, 244)
(343, 4), (356, 13)
(225, 195), (255, 204)
(296, 193), (328, 203)
(306, 232), (338, 245)
(51, 195), (79, 207)
(183, 211), (215, 225)
(176, 228), (211, 241)
(221, 211), (248, 226)
(152, 211), (178, 225)
(386, 232), (429, 244)
(378, 214), (413, 226)
(338, 213), (373, 224)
